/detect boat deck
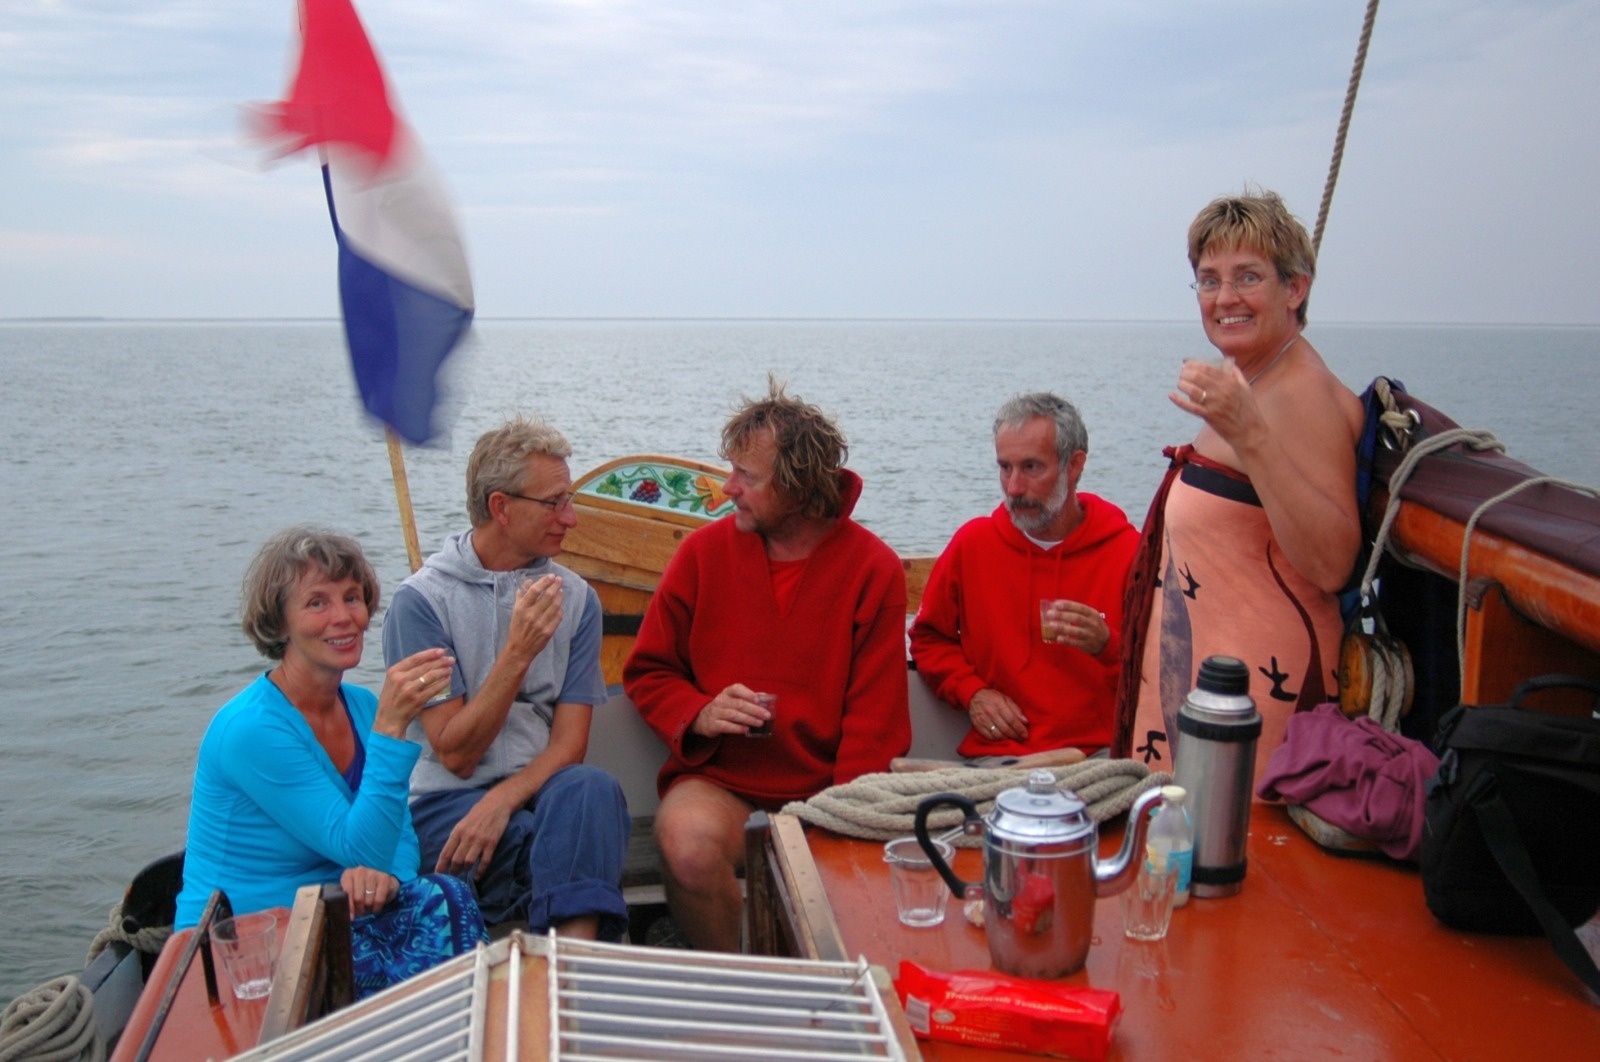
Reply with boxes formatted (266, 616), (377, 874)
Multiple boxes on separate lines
(754, 805), (1600, 1060)
(112, 910), (288, 1062)
(109, 440), (1600, 1059)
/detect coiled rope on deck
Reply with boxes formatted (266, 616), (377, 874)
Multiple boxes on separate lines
(781, 759), (1172, 843)
(0, 900), (170, 1062)
(0, 977), (104, 1062)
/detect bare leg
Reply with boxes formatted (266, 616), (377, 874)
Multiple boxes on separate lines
(554, 915), (599, 940)
(655, 778), (754, 952)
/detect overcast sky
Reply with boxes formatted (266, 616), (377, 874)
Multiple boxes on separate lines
(2, 1), (1595, 324)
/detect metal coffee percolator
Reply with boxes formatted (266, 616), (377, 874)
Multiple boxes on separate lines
(1174, 655), (1261, 898)
(913, 770), (1161, 979)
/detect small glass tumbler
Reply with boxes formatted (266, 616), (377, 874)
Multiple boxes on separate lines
(1122, 858), (1178, 942)
(1039, 599), (1062, 643)
(749, 692), (777, 737)
(884, 837), (953, 928)
(213, 912), (278, 1000)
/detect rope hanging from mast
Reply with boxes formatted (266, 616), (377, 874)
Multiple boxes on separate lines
(1313, 0), (1382, 254)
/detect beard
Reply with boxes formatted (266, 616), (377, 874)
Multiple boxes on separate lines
(1006, 470), (1071, 534)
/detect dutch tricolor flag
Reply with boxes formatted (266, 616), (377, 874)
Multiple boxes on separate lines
(256, 0), (473, 445)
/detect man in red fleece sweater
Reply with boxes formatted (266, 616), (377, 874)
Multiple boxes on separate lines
(624, 381), (910, 951)
(910, 392), (1136, 758)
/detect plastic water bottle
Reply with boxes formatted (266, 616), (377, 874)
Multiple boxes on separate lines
(1147, 785), (1194, 907)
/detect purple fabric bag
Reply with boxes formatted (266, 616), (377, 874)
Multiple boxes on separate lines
(1257, 702), (1441, 861)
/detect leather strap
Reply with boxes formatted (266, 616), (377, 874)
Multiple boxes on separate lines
(1474, 772), (1600, 995)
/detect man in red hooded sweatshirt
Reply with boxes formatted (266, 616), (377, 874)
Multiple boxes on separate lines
(625, 380), (910, 951)
(911, 392), (1136, 759)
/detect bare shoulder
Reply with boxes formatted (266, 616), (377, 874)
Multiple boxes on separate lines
(1259, 345), (1363, 450)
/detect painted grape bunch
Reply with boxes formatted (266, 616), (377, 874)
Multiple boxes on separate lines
(595, 463), (731, 516)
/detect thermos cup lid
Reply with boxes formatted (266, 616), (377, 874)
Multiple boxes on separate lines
(1196, 655), (1249, 695)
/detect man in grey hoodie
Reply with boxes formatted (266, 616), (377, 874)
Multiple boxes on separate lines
(383, 415), (629, 940)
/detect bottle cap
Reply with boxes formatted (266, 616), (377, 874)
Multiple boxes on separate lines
(1160, 785), (1187, 804)
(1197, 655), (1249, 694)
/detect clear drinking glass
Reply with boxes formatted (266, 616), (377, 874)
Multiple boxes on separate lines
(884, 837), (953, 928)
(1039, 599), (1062, 643)
(1121, 857), (1178, 942)
(212, 912), (278, 1000)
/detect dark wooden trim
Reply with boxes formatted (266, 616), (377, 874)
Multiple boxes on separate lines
(602, 613), (644, 636)
(743, 812), (781, 957)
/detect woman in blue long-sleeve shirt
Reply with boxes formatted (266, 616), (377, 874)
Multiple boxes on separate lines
(176, 527), (486, 996)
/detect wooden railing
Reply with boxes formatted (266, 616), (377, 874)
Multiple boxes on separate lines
(1381, 491), (1600, 711)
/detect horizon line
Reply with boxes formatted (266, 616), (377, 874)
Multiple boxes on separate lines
(3, 315), (1597, 329)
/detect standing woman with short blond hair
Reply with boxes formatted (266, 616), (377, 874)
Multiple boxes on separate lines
(1119, 190), (1364, 787)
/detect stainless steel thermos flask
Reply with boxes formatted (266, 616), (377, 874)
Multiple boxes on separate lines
(1174, 656), (1261, 898)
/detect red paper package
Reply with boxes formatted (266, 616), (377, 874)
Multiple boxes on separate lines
(894, 961), (1121, 1060)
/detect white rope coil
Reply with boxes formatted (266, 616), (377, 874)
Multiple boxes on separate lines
(781, 759), (1171, 843)
(1, 900), (171, 1062)
(1367, 635), (1401, 733)
(0, 976), (104, 1062)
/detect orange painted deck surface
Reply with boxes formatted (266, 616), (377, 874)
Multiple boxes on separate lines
(110, 909), (288, 1062)
(807, 804), (1600, 1060)
(109, 808), (1600, 1061)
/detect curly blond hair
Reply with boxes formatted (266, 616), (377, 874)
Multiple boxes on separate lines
(720, 377), (848, 521)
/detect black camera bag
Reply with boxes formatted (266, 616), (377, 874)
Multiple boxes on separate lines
(1420, 674), (1600, 993)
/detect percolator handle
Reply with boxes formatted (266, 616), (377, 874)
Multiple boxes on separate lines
(913, 793), (980, 898)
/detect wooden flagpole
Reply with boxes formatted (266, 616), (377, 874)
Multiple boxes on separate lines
(386, 428), (424, 573)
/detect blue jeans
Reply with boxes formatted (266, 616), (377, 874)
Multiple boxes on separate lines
(411, 764), (631, 941)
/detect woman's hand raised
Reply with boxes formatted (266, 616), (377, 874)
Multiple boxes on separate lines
(374, 647), (455, 739)
(1170, 356), (1267, 452)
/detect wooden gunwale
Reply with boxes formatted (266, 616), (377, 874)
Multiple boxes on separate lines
(1376, 489), (1600, 707)
(1381, 490), (1600, 658)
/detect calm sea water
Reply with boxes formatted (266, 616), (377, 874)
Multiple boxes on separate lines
(2, 318), (1596, 1002)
